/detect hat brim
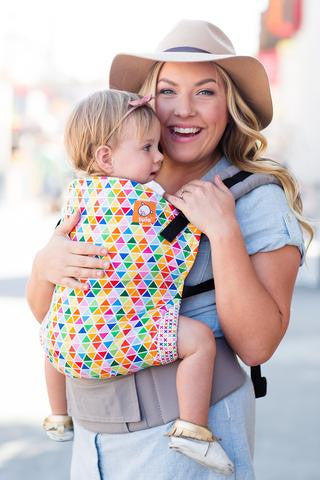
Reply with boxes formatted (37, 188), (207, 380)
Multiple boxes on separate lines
(109, 52), (272, 129)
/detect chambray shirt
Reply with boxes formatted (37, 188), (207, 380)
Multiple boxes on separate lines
(179, 156), (305, 338)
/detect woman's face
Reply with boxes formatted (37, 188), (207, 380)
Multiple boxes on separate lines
(155, 62), (228, 165)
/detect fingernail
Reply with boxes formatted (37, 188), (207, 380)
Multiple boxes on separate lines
(97, 270), (103, 277)
(101, 248), (108, 255)
(103, 261), (110, 268)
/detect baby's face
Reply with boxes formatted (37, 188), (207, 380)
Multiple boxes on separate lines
(111, 119), (163, 184)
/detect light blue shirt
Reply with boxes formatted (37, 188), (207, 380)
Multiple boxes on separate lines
(179, 156), (305, 337)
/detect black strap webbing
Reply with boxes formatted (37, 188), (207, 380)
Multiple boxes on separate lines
(250, 365), (267, 398)
(167, 170), (266, 399)
(160, 212), (189, 242)
(222, 170), (253, 188)
(182, 278), (215, 298)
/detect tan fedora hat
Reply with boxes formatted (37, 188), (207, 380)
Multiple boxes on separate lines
(109, 19), (272, 129)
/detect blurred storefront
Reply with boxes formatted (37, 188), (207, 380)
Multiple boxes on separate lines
(259, 0), (320, 286)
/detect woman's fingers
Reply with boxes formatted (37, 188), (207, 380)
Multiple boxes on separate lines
(66, 266), (107, 280)
(214, 174), (230, 192)
(163, 193), (186, 211)
(176, 177), (230, 195)
(172, 180), (216, 200)
(68, 253), (110, 270)
(56, 210), (81, 236)
(37, 209), (112, 287)
(164, 174), (236, 237)
(68, 241), (108, 258)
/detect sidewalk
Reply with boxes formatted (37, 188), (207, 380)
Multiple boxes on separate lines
(254, 287), (320, 480)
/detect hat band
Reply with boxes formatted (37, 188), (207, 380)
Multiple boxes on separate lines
(164, 46), (210, 54)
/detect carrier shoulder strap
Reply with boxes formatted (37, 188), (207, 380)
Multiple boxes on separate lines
(160, 166), (280, 399)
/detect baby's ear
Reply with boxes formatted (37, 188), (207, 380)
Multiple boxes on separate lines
(95, 145), (113, 174)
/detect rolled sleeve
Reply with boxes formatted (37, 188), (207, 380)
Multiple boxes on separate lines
(236, 184), (305, 265)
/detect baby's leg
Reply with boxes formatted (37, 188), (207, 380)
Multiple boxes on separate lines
(176, 315), (215, 426)
(45, 358), (68, 415)
(43, 358), (73, 441)
(168, 316), (234, 474)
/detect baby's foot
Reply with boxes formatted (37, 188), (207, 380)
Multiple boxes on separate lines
(166, 419), (234, 475)
(43, 415), (73, 442)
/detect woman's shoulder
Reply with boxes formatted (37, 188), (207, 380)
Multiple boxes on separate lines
(235, 183), (305, 261)
(236, 182), (288, 214)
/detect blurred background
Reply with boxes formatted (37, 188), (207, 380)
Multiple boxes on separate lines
(0, 0), (319, 478)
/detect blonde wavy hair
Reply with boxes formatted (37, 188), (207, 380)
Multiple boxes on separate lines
(65, 89), (158, 174)
(140, 62), (313, 245)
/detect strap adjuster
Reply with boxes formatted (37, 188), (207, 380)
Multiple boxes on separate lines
(251, 365), (267, 398)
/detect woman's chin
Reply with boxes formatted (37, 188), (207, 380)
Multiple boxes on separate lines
(162, 141), (208, 165)
(165, 149), (203, 165)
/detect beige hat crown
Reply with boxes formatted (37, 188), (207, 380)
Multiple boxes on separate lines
(157, 20), (235, 55)
(109, 20), (273, 129)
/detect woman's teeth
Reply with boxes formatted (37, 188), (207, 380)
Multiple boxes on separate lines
(171, 127), (201, 135)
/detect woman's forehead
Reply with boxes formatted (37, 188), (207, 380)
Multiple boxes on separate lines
(158, 61), (220, 83)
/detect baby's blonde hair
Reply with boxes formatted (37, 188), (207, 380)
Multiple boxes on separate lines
(64, 89), (158, 174)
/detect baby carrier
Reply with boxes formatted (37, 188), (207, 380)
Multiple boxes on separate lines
(42, 166), (278, 397)
(42, 177), (200, 379)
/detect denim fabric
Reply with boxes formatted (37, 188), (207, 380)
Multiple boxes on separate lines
(71, 375), (256, 480)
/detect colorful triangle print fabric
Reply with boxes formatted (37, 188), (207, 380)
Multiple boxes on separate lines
(42, 177), (200, 379)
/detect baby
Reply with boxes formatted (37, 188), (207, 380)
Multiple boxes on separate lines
(41, 89), (233, 475)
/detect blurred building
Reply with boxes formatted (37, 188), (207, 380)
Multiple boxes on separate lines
(259, 0), (320, 214)
(258, 0), (320, 287)
(0, 28), (101, 211)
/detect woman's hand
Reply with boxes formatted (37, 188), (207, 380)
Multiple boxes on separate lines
(36, 210), (110, 290)
(164, 175), (236, 238)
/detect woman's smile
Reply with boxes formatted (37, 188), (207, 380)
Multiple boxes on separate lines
(167, 124), (203, 142)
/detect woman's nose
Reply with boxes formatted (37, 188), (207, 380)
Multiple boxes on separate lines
(173, 95), (195, 118)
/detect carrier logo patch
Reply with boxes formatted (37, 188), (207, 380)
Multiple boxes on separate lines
(133, 200), (156, 225)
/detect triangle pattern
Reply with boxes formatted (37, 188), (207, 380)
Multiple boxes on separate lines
(42, 177), (200, 379)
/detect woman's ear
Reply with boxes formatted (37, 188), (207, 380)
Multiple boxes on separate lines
(95, 145), (113, 174)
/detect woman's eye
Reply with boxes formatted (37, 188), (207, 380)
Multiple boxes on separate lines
(158, 88), (175, 95)
(198, 89), (215, 96)
(143, 144), (152, 152)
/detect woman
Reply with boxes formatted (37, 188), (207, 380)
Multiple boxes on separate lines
(27, 20), (310, 479)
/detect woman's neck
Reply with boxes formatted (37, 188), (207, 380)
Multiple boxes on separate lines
(156, 154), (221, 194)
